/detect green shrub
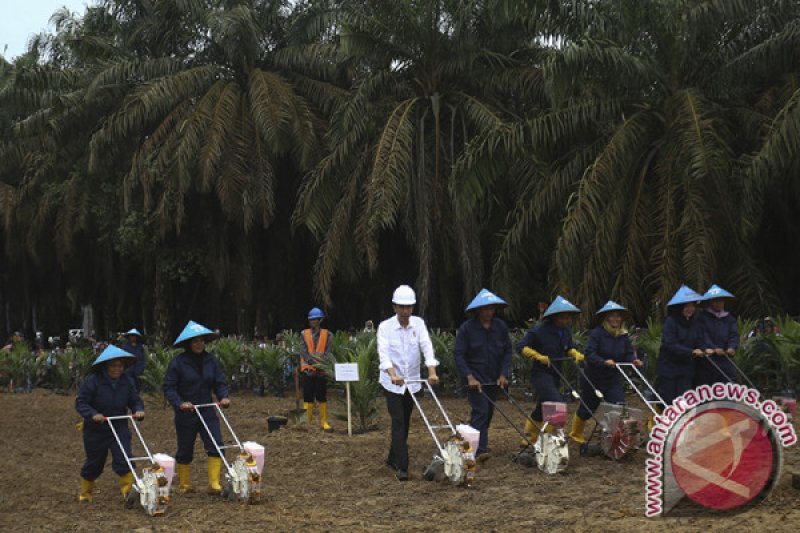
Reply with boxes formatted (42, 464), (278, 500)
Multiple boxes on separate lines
(632, 318), (662, 383)
(737, 316), (800, 394)
(318, 332), (381, 432)
(429, 329), (459, 394)
(247, 343), (287, 396)
(209, 337), (247, 391)
(53, 347), (95, 394)
(140, 345), (180, 406)
(2, 342), (40, 391)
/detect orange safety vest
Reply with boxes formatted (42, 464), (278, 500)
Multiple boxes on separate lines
(301, 328), (329, 373)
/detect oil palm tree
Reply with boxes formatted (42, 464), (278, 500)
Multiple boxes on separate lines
(1, 0), (339, 335)
(293, 0), (549, 321)
(473, 0), (800, 321)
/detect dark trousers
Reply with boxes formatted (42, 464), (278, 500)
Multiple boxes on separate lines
(576, 378), (625, 420)
(530, 372), (562, 421)
(80, 423), (132, 480)
(466, 385), (498, 455)
(384, 389), (414, 471)
(656, 374), (693, 406)
(302, 373), (328, 403)
(174, 409), (223, 464)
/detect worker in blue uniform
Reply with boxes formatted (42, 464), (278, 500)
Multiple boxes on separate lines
(656, 285), (705, 406)
(76, 345), (144, 503)
(695, 284), (739, 385)
(569, 301), (642, 443)
(516, 295), (585, 445)
(122, 328), (146, 392)
(453, 288), (512, 460)
(163, 321), (230, 494)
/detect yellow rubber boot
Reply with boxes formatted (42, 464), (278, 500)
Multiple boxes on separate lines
(319, 402), (333, 431)
(568, 414), (587, 444)
(207, 457), (223, 494)
(176, 463), (192, 494)
(520, 419), (540, 447)
(304, 402), (314, 424)
(78, 478), (94, 503)
(119, 472), (134, 498)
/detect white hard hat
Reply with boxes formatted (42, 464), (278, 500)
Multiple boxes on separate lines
(392, 285), (417, 305)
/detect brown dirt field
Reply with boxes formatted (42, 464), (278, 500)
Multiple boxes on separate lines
(0, 389), (797, 532)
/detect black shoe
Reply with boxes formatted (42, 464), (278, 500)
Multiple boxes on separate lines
(385, 459), (397, 471)
(395, 469), (409, 481)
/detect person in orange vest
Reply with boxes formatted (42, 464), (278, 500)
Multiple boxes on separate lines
(301, 308), (333, 431)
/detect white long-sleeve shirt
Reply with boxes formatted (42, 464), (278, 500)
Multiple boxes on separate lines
(377, 314), (438, 394)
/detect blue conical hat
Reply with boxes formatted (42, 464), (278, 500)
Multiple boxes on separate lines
(667, 285), (703, 307)
(542, 295), (581, 318)
(173, 320), (217, 346)
(465, 288), (508, 311)
(702, 284), (734, 300)
(308, 307), (326, 320)
(596, 300), (627, 315)
(92, 345), (135, 367)
(125, 328), (143, 337)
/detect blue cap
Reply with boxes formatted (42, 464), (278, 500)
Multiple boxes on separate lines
(308, 307), (325, 320)
(596, 300), (627, 315)
(92, 345), (135, 367)
(465, 288), (508, 311)
(703, 284), (734, 300)
(173, 320), (217, 346)
(542, 295), (581, 318)
(667, 285), (703, 307)
(125, 328), (143, 337)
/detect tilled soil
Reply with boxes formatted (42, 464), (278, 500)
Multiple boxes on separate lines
(0, 389), (797, 532)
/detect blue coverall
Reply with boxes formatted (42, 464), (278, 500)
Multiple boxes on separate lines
(694, 310), (739, 386)
(75, 372), (144, 480)
(163, 351), (229, 464)
(453, 317), (512, 455)
(516, 321), (575, 422)
(577, 326), (635, 420)
(656, 314), (702, 405)
(122, 341), (146, 392)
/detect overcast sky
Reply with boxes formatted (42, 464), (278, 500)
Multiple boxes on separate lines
(1, 0), (97, 60)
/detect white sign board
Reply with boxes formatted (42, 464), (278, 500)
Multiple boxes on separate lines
(335, 363), (359, 382)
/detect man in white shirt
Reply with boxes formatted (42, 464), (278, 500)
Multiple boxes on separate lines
(377, 285), (439, 481)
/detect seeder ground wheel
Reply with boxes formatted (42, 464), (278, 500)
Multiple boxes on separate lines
(124, 491), (136, 509)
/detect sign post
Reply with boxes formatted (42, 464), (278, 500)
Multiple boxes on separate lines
(334, 363), (359, 436)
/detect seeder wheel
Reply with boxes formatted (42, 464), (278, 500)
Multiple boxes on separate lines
(124, 491), (137, 509)
(422, 456), (444, 482)
(535, 432), (569, 474)
(512, 450), (535, 467)
(600, 420), (641, 460)
(221, 483), (235, 501)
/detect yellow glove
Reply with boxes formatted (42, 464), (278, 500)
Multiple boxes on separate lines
(568, 348), (585, 363)
(521, 347), (551, 367)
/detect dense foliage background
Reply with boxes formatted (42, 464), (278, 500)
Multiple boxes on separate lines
(1, 0), (799, 342)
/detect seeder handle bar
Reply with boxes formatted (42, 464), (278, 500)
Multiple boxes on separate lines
(193, 402), (244, 473)
(478, 386), (542, 448)
(615, 363), (666, 415)
(491, 386), (545, 433)
(105, 414), (154, 487)
(701, 353), (735, 384)
(546, 360), (605, 427)
(574, 366), (604, 400)
(405, 379), (456, 453)
(702, 354), (759, 392)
